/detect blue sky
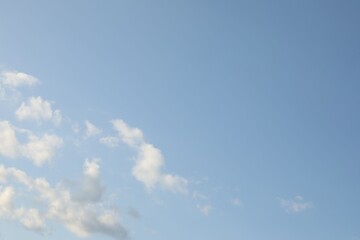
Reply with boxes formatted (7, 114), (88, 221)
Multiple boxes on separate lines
(0, 1), (360, 239)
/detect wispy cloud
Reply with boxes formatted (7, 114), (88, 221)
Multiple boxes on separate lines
(112, 119), (188, 194)
(279, 196), (314, 213)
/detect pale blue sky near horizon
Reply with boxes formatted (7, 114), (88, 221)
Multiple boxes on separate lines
(0, 1), (360, 240)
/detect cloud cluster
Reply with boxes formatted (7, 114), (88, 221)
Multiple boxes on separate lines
(0, 121), (63, 166)
(0, 160), (128, 240)
(0, 69), (192, 238)
(112, 119), (188, 194)
(280, 196), (314, 213)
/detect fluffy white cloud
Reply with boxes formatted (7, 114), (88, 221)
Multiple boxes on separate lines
(21, 133), (63, 166)
(132, 143), (164, 190)
(15, 96), (62, 125)
(85, 120), (102, 138)
(280, 196), (314, 213)
(0, 121), (63, 166)
(0, 162), (128, 240)
(112, 119), (188, 194)
(1, 71), (39, 87)
(100, 136), (120, 148)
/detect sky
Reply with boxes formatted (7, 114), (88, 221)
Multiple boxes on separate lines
(0, 0), (360, 240)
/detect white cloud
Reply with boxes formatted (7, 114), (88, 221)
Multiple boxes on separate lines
(100, 136), (120, 148)
(0, 120), (63, 166)
(112, 119), (188, 194)
(160, 173), (188, 194)
(0, 186), (47, 234)
(280, 196), (314, 213)
(71, 159), (104, 203)
(85, 120), (102, 138)
(21, 133), (63, 166)
(132, 143), (164, 190)
(112, 119), (144, 147)
(0, 121), (19, 158)
(1, 71), (40, 87)
(15, 96), (62, 125)
(0, 186), (14, 213)
(0, 163), (128, 240)
(84, 158), (100, 178)
(18, 208), (47, 233)
(197, 204), (212, 216)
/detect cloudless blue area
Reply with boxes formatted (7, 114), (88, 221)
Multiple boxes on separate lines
(1, 1), (360, 240)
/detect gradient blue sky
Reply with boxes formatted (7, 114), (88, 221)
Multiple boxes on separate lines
(0, 1), (360, 240)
